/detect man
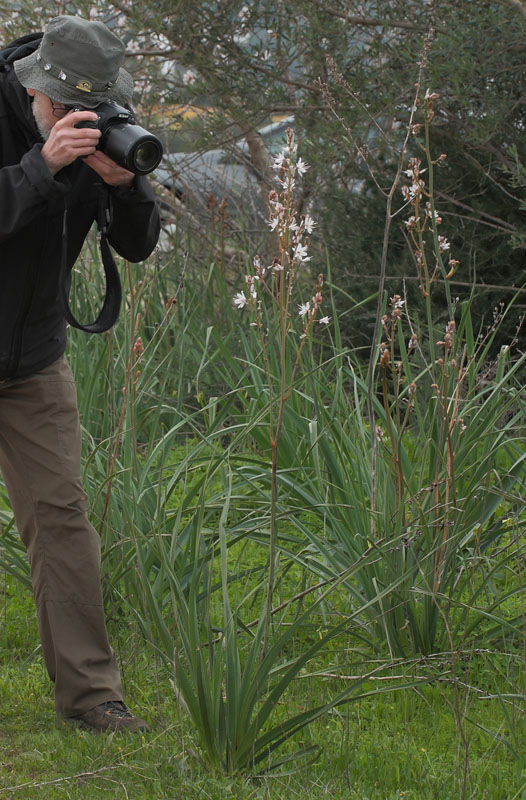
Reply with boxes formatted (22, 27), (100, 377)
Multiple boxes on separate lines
(0, 15), (161, 732)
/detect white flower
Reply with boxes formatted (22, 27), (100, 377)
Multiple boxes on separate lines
(410, 180), (425, 199)
(233, 291), (247, 309)
(298, 302), (310, 317)
(303, 214), (316, 234)
(268, 216), (279, 231)
(296, 157), (309, 175)
(318, 316), (331, 325)
(245, 275), (257, 299)
(273, 152), (286, 170)
(438, 235), (450, 252)
(293, 243), (311, 262)
(425, 203), (438, 219)
(182, 69), (197, 85)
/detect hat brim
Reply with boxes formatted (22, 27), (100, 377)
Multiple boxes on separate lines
(14, 50), (133, 108)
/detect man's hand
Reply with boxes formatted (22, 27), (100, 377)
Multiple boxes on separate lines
(41, 110), (101, 175)
(82, 150), (135, 188)
(41, 110), (135, 187)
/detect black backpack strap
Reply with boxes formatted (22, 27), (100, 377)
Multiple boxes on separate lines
(60, 187), (122, 334)
(0, 32), (43, 70)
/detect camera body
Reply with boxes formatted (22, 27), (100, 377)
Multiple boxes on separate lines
(74, 101), (163, 175)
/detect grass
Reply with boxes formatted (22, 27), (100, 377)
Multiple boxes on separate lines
(1, 578), (525, 800)
(1, 250), (524, 794)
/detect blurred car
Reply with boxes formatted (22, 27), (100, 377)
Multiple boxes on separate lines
(154, 117), (294, 220)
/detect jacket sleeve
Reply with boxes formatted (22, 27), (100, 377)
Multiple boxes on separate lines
(0, 144), (67, 242)
(107, 176), (161, 262)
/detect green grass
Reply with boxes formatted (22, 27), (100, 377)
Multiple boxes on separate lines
(1, 237), (525, 796)
(1, 578), (525, 800)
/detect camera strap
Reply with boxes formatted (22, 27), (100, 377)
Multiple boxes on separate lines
(60, 187), (122, 334)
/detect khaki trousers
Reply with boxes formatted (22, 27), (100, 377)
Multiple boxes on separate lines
(0, 356), (123, 716)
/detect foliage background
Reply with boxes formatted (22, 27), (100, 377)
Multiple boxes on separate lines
(1, 0), (525, 351)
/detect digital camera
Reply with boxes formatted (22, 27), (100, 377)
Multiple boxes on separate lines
(74, 101), (163, 175)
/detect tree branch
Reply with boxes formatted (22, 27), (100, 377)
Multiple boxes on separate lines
(307, 0), (438, 33)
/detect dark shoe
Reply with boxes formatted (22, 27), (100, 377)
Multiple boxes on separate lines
(65, 701), (149, 733)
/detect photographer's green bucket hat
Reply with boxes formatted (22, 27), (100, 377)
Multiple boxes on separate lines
(14, 15), (133, 107)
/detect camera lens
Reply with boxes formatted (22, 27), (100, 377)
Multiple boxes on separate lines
(132, 140), (163, 174)
(102, 124), (163, 175)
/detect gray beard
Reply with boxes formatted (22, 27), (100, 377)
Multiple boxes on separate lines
(31, 95), (52, 140)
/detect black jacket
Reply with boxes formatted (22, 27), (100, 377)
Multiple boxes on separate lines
(0, 63), (161, 380)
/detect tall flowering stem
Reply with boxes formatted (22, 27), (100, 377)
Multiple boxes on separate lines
(382, 87), (464, 592)
(401, 88), (459, 374)
(233, 129), (329, 653)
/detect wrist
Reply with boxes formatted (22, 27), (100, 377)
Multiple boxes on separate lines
(40, 143), (61, 176)
(111, 177), (139, 194)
